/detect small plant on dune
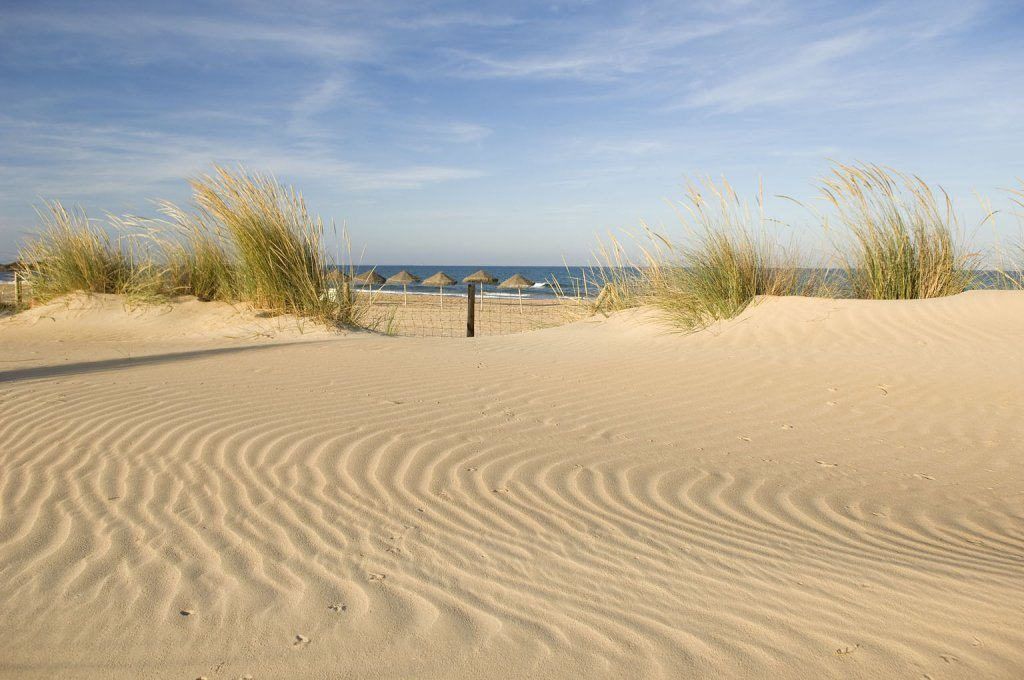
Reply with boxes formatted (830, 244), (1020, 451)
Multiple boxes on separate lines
(18, 202), (163, 302)
(819, 162), (978, 299)
(644, 179), (809, 329)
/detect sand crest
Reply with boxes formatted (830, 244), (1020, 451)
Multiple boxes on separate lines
(1, 291), (1023, 678)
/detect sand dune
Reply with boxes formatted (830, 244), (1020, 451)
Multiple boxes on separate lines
(1, 291), (1023, 679)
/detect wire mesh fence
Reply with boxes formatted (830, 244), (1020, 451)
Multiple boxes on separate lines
(0, 275), (596, 336)
(351, 285), (591, 337)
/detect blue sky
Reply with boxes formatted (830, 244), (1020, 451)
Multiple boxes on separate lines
(1, 0), (1023, 264)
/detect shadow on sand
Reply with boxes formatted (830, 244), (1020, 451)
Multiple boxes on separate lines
(0, 342), (326, 383)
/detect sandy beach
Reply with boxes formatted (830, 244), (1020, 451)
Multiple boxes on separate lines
(1, 291), (1023, 679)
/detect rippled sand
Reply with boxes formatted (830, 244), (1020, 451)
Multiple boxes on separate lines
(1, 291), (1022, 679)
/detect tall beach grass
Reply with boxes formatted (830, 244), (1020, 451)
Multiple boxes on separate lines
(819, 163), (979, 299)
(19, 202), (164, 303)
(18, 167), (363, 325)
(585, 179), (813, 330)
(1000, 180), (1024, 289)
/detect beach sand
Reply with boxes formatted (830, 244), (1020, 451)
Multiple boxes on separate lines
(1, 291), (1022, 678)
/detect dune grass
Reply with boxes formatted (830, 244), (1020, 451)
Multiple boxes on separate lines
(187, 168), (328, 316)
(999, 181), (1024, 289)
(18, 167), (363, 326)
(585, 179), (812, 330)
(584, 235), (650, 313)
(18, 202), (166, 303)
(644, 180), (812, 329)
(820, 163), (978, 299)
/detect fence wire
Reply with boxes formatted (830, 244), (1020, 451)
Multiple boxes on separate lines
(1, 279), (594, 336)
(351, 287), (591, 337)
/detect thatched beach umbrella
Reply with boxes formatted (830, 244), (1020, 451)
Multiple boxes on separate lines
(463, 269), (498, 304)
(352, 270), (385, 297)
(499, 273), (535, 314)
(386, 270), (421, 305)
(422, 271), (456, 308)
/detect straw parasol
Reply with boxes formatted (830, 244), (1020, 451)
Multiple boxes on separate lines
(499, 273), (535, 314)
(352, 271), (385, 300)
(386, 270), (421, 305)
(352, 270), (385, 286)
(463, 269), (498, 303)
(423, 271), (456, 308)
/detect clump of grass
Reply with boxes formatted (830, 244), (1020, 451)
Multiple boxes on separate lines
(18, 202), (160, 302)
(820, 162), (978, 299)
(187, 167), (328, 316)
(581, 179), (810, 330)
(150, 202), (237, 302)
(18, 167), (364, 326)
(644, 179), (809, 329)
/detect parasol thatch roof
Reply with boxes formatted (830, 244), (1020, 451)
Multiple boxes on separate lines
(325, 269), (350, 283)
(423, 271), (457, 287)
(352, 270), (385, 285)
(386, 270), (421, 285)
(499, 273), (535, 289)
(463, 269), (498, 284)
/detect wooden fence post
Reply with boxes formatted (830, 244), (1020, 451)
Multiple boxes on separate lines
(466, 283), (475, 337)
(14, 271), (22, 307)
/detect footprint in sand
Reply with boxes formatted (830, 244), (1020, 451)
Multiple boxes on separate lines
(781, 424), (795, 430)
(368, 572), (386, 582)
(293, 634), (310, 648)
(913, 473), (935, 480)
(328, 603), (347, 613)
(180, 609), (193, 617)
(816, 460), (838, 468)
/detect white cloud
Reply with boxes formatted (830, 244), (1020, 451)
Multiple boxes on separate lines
(679, 31), (874, 112)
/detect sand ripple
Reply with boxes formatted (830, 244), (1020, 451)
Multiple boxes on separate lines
(1, 291), (1023, 678)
